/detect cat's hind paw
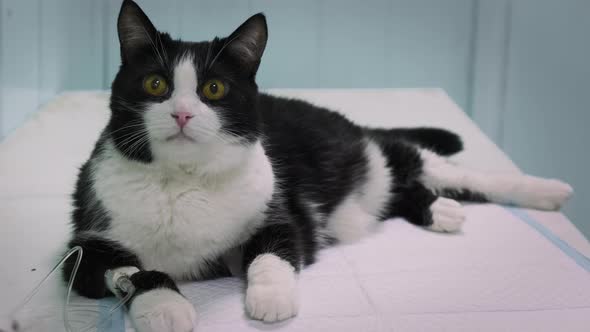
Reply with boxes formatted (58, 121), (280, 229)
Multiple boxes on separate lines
(517, 177), (573, 211)
(428, 197), (465, 233)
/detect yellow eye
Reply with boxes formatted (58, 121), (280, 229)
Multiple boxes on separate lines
(143, 74), (168, 96)
(202, 79), (226, 100)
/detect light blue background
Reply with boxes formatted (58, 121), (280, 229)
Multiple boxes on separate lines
(0, 0), (588, 239)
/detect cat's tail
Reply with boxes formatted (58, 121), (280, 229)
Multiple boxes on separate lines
(365, 127), (463, 156)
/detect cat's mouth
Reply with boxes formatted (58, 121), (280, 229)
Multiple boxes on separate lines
(165, 131), (196, 143)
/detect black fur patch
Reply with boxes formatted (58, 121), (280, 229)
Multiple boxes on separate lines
(242, 193), (304, 271)
(438, 188), (488, 202)
(367, 127), (463, 156)
(71, 154), (111, 232)
(387, 182), (438, 227)
(373, 139), (437, 225)
(63, 235), (142, 299)
(126, 271), (181, 305)
(259, 95), (369, 216)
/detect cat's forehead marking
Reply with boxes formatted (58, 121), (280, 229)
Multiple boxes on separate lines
(173, 55), (197, 95)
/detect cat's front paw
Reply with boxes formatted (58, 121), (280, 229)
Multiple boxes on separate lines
(428, 197), (465, 232)
(129, 289), (197, 332)
(245, 254), (298, 322)
(518, 177), (573, 211)
(246, 281), (298, 322)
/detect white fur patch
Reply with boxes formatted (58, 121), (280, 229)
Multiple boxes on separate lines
(428, 197), (465, 232)
(173, 56), (198, 94)
(93, 141), (274, 279)
(358, 141), (392, 217)
(324, 141), (391, 243)
(513, 176), (573, 210)
(326, 196), (378, 243)
(245, 254), (298, 322)
(129, 288), (197, 332)
(419, 149), (573, 210)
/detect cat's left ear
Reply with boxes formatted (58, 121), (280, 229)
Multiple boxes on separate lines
(225, 13), (268, 75)
(117, 0), (159, 64)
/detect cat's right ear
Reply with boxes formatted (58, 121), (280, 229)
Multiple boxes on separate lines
(117, 0), (158, 63)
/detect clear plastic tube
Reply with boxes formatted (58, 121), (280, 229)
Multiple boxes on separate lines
(81, 276), (135, 332)
(8, 246), (135, 332)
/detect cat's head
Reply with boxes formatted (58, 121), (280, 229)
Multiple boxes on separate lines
(107, 0), (267, 172)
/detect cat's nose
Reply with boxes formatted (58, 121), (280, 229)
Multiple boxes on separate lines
(171, 111), (194, 128)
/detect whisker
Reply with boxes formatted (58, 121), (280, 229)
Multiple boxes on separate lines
(156, 31), (169, 66)
(208, 33), (242, 70)
(139, 25), (166, 69)
(125, 135), (152, 158)
(111, 99), (146, 113)
(108, 122), (147, 135)
(116, 130), (151, 150)
(121, 135), (149, 157)
(204, 38), (216, 71)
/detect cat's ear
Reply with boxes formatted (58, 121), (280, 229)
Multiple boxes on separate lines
(117, 0), (158, 63)
(226, 13), (268, 75)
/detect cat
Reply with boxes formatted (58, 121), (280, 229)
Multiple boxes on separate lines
(60, 1), (573, 331)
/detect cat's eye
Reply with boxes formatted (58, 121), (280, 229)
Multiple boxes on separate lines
(202, 79), (226, 101)
(143, 74), (169, 97)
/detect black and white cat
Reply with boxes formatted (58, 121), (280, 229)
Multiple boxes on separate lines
(62, 1), (573, 331)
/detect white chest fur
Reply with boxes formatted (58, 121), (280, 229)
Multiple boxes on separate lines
(92, 142), (274, 279)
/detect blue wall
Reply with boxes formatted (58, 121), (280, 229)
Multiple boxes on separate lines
(104, 0), (475, 102)
(0, 0), (588, 239)
(502, 0), (590, 239)
(0, 0), (476, 135)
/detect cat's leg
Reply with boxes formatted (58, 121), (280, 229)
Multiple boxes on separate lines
(375, 139), (465, 232)
(388, 181), (466, 232)
(124, 272), (197, 332)
(419, 149), (573, 210)
(242, 198), (302, 323)
(63, 234), (142, 299)
(63, 234), (197, 332)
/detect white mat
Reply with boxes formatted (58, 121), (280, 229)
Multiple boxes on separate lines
(179, 205), (590, 332)
(1, 90), (588, 332)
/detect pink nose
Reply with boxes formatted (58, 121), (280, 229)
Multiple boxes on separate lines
(171, 111), (194, 128)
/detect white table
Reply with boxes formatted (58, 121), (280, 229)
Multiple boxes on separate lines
(1, 89), (588, 331)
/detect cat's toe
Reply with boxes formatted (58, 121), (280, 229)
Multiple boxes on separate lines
(520, 177), (573, 210)
(130, 289), (197, 332)
(428, 197), (465, 233)
(246, 282), (298, 322)
(245, 254), (299, 323)
(536, 179), (573, 210)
